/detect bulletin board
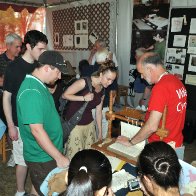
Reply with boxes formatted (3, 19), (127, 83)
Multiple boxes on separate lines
(52, 2), (112, 51)
(166, 8), (196, 110)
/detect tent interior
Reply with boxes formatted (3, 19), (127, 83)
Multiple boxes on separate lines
(0, 1), (196, 195)
(0, 0), (80, 7)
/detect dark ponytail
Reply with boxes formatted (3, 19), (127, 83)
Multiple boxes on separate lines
(66, 169), (93, 196)
(64, 149), (112, 196)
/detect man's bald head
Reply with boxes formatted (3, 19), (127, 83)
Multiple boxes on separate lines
(137, 52), (163, 68)
(137, 52), (165, 84)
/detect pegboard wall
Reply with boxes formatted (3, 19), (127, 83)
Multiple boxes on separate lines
(52, 2), (111, 51)
(167, 8), (196, 111)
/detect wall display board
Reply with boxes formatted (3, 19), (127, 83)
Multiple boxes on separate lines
(167, 8), (196, 110)
(52, 2), (112, 51)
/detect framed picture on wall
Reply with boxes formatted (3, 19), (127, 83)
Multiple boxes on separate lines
(81, 20), (88, 34)
(75, 21), (81, 34)
(63, 35), (73, 47)
(187, 35), (196, 54)
(74, 34), (88, 48)
(75, 20), (88, 34)
(188, 54), (196, 72)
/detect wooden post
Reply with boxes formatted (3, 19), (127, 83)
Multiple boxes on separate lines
(106, 91), (114, 138)
(156, 106), (169, 140)
(0, 134), (6, 163)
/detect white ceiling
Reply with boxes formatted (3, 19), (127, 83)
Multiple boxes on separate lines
(0, 0), (81, 7)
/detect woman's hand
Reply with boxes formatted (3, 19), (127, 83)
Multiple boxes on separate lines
(84, 92), (94, 101)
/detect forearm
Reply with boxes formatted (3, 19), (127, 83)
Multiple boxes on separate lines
(146, 45), (154, 51)
(62, 94), (85, 101)
(130, 123), (155, 145)
(3, 91), (14, 127)
(88, 50), (96, 64)
(31, 125), (63, 161)
(62, 79), (86, 101)
(130, 115), (159, 145)
(117, 111), (161, 147)
(96, 101), (103, 138)
(111, 90), (117, 104)
(88, 55), (93, 64)
(142, 86), (151, 99)
(96, 110), (102, 137)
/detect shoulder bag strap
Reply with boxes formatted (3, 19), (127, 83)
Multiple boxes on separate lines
(84, 77), (92, 93)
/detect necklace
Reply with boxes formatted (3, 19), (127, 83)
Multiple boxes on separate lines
(158, 71), (168, 82)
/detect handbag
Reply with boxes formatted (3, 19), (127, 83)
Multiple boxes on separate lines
(60, 77), (92, 143)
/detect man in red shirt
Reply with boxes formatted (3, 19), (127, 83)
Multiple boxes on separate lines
(117, 52), (187, 148)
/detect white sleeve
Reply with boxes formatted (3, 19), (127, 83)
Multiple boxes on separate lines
(91, 55), (96, 65)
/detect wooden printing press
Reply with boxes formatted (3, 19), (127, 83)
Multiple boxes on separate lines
(92, 91), (168, 165)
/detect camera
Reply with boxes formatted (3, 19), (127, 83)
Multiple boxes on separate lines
(127, 178), (141, 191)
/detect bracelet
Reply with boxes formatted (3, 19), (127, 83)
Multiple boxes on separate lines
(128, 139), (134, 145)
(83, 96), (85, 101)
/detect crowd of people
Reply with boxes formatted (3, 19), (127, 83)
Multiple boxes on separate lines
(0, 30), (189, 196)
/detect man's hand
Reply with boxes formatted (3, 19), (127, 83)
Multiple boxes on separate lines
(8, 126), (18, 141)
(116, 136), (131, 147)
(56, 155), (70, 168)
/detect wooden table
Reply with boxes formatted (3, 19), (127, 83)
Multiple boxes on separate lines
(92, 139), (143, 196)
(92, 138), (137, 166)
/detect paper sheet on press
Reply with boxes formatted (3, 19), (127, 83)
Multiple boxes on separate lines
(111, 169), (135, 192)
(108, 122), (145, 158)
(121, 122), (145, 150)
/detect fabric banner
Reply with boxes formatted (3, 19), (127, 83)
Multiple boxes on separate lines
(0, 118), (6, 140)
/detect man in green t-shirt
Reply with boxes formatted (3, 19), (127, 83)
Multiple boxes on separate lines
(17, 51), (69, 195)
(145, 31), (166, 61)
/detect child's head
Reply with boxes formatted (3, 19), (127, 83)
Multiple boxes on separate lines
(137, 141), (181, 194)
(66, 149), (112, 196)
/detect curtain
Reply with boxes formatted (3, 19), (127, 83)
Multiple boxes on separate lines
(0, 6), (45, 53)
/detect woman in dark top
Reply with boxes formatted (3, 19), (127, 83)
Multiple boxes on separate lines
(62, 61), (117, 159)
(47, 79), (65, 113)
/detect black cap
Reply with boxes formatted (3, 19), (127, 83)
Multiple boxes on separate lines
(38, 50), (67, 74)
